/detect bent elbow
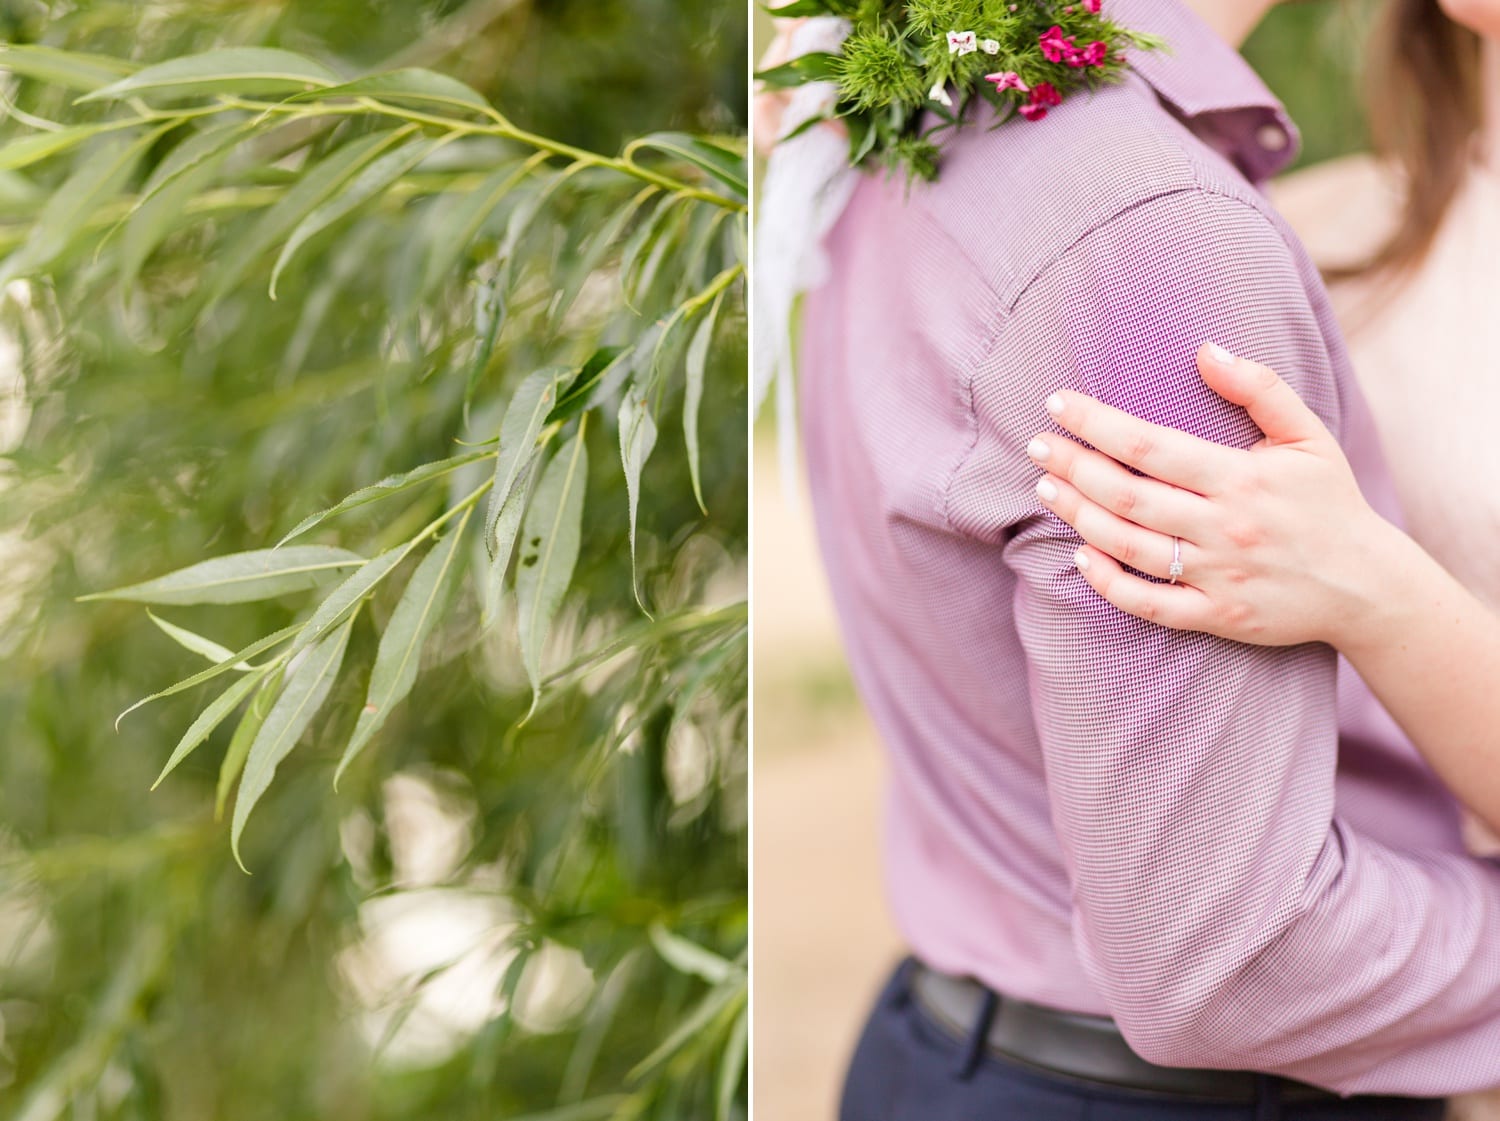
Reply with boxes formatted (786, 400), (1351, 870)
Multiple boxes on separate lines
(1107, 985), (1254, 1071)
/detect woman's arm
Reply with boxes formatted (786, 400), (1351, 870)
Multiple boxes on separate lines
(1029, 341), (1500, 836)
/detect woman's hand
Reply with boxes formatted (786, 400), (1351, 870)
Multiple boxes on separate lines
(1027, 342), (1407, 649)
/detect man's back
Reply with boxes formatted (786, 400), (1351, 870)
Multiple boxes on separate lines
(798, 0), (1500, 1095)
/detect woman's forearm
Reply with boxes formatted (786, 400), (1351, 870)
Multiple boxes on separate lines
(1338, 522), (1500, 836)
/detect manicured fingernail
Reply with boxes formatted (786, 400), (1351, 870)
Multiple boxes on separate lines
(1026, 438), (1050, 463)
(1045, 393), (1065, 416)
(1035, 477), (1058, 502)
(1074, 549), (1089, 571)
(1206, 342), (1236, 365)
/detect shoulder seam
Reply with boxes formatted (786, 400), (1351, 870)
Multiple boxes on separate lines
(938, 184), (1294, 536)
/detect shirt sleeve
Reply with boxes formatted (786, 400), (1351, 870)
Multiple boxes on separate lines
(963, 186), (1500, 1095)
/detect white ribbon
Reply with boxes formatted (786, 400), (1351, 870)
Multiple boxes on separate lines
(752, 16), (858, 505)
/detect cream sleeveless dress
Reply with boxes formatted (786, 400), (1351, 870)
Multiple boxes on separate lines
(1273, 154), (1500, 1119)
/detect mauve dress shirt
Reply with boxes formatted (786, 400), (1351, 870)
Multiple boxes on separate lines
(797, 0), (1500, 1097)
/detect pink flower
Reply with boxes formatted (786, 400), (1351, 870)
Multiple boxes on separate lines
(1085, 0), (1102, 10)
(1038, 25), (1077, 63)
(984, 70), (1030, 94)
(1020, 81), (1063, 120)
(1079, 40), (1108, 66)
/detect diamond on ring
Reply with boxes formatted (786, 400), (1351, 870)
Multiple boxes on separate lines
(1169, 537), (1184, 584)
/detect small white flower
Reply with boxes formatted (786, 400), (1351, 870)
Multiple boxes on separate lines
(947, 30), (978, 55)
(980, 39), (1001, 55)
(928, 81), (954, 108)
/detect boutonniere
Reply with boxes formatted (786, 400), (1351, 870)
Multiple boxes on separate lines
(756, 0), (1165, 182)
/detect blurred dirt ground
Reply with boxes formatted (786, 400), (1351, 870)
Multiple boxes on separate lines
(751, 430), (902, 1121)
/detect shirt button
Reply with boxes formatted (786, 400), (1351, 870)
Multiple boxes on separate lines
(1256, 123), (1289, 152)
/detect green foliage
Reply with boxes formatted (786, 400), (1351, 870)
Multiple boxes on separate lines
(756, 0), (1162, 181)
(0, 1), (746, 1118)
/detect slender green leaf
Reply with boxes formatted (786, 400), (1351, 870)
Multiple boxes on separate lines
(0, 127), (166, 285)
(288, 68), (493, 116)
(466, 273), (506, 415)
(79, 47), (337, 103)
(82, 546), (364, 606)
(147, 610), (252, 670)
(152, 668), (267, 789)
(502, 1100), (629, 1121)
(0, 43), (137, 91)
(286, 544), (414, 659)
(269, 134), (441, 297)
(549, 345), (635, 424)
(516, 429), (588, 710)
(0, 125), (107, 173)
(683, 287), (724, 512)
(208, 130), (405, 304)
(216, 667), (282, 821)
(618, 384), (657, 610)
(231, 618), (353, 869)
(120, 119), (253, 288)
(648, 923), (735, 984)
(418, 156), (540, 300)
(336, 511), (469, 784)
(627, 132), (747, 198)
(276, 450), (492, 547)
(620, 193), (687, 306)
(551, 186), (657, 328)
(717, 1006), (748, 1121)
(483, 453), (537, 626)
(627, 980), (744, 1082)
(484, 368), (563, 554)
(752, 52), (839, 89)
(113, 624), (301, 730)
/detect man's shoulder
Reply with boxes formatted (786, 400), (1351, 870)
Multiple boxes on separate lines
(894, 75), (1282, 306)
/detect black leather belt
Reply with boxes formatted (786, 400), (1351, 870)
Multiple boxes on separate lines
(909, 963), (1339, 1104)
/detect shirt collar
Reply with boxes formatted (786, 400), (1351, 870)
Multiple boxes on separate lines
(1109, 0), (1301, 181)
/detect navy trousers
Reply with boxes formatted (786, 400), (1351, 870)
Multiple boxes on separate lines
(839, 960), (1447, 1121)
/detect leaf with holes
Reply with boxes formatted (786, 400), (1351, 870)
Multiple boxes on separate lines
(483, 452), (536, 627)
(484, 368), (564, 555)
(515, 430), (588, 709)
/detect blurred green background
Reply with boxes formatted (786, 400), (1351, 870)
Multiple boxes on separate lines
(0, 2), (746, 1119)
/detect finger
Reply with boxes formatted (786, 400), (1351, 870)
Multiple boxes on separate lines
(1027, 433), (1206, 540)
(1072, 546), (1213, 631)
(1196, 343), (1332, 448)
(1035, 473), (1195, 581)
(1044, 391), (1233, 495)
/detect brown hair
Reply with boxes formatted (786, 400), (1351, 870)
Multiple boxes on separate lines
(1348, 0), (1484, 279)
